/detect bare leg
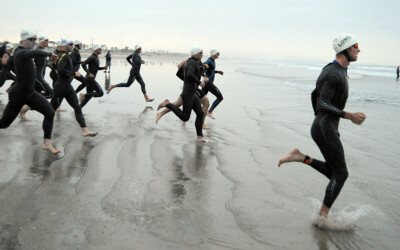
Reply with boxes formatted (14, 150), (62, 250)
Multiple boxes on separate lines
(156, 97), (182, 124)
(278, 148), (313, 167)
(18, 105), (31, 121)
(79, 93), (85, 104)
(201, 96), (210, 130)
(42, 138), (61, 154)
(319, 204), (330, 218)
(82, 127), (98, 137)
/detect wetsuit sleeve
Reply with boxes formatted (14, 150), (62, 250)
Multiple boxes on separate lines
(318, 76), (346, 117)
(186, 60), (201, 84)
(81, 57), (91, 74)
(23, 49), (52, 59)
(70, 52), (81, 72)
(126, 55), (133, 65)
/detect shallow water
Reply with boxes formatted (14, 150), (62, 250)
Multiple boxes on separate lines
(0, 56), (399, 249)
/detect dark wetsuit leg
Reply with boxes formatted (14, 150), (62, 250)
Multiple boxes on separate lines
(80, 76), (104, 108)
(207, 83), (223, 112)
(74, 75), (87, 93)
(51, 83), (86, 127)
(50, 70), (58, 88)
(135, 74), (147, 95)
(310, 114), (348, 208)
(116, 68), (135, 88)
(27, 92), (55, 139)
(166, 93), (204, 137)
(0, 93), (25, 129)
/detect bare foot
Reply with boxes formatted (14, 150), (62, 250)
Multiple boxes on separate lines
(203, 124), (211, 130)
(18, 105), (31, 121)
(145, 97), (155, 102)
(157, 99), (170, 111)
(82, 128), (98, 137)
(319, 204), (330, 218)
(18, 114), (30, 121)
(57, 107), (66, 112)
(79, 93), (85, 104)
(42, 139), (61, 154)
(156, 112), (163, 124)
(207, 112), (216, 119)
(278, 148), (306, 167)
(83, 131), (98, 137)
(197, 136), (209, 142)
(107, 84), (115, 94)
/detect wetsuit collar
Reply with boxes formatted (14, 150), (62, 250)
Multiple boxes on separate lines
(332, 60), (348, 69)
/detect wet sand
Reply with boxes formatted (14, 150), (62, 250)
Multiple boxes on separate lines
(0, 58), (399, 249)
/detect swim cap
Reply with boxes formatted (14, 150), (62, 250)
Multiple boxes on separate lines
(74, 40), (82, 45)
(20, 28), (36, 40)
(210, 48), (219, 56)
(134, 45), (141, 50)
(92, 44), (101, 50)
(191, 46), (202, 56)
(6, 44), (13, 50)
(61, 38), (73, 45)
(3, 39), (9, 43)
(333, 33), (357, 54)
(38, 35), (48, 43)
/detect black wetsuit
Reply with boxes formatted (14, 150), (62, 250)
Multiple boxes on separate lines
(80, 53), (105, 107)
(105, 52), (111, 67)
(0, 46), (55, 139)
(115, 52), (147, 94)
(0, 44), (6, 70)
(396, 67), (399, 80)
(203, 57), (223, 112)
(309, 61), (349, 208)
(50, 51), (86, 128)
(49, 49), (60, 87)
(166, 57), (204, 137)
(0, 52), (16, 88)
(70, 47), (86, 93)
(34, 46), (53, 98)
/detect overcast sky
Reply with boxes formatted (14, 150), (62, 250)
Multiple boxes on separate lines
(1, 0), (399, 65)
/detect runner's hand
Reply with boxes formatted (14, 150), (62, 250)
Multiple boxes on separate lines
(89, 73), (95, 78)
(349, 112), (366, 125)
(75, 72), (81, 77)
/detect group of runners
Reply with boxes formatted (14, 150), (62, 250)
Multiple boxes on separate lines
(0, 28), (366, 220)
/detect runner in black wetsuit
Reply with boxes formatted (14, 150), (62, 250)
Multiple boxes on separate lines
(396, 66), (399, 80)
(34, 35), (53, 99)
(107, 45), (154, 102)
(49, 41), (62, 87)
(0, 39), (9, 63)
(105, 51), (111, 73)
(0, 28), (60, 154)
(0, 44), (16, 89)
(50, 38), (98, 137)
(203, 49), (224, 119)
(157, 46), (207, 141)
(79, 44), (107, 108)
(156, 58), (211, 129)
(70, 40), (87, 93)
(278, 34), (366, 219)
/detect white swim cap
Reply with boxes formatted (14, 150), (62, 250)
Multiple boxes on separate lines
(134, 45), (141, 50)
(191, 46), (202, 56)
(92, 44), (101, 50)
(74, 40), (82, 45)
(333, 33), (358, 54)
(6, 44), (13, 50)
(210, 48), (219, 56)
(20, 28), (36, 40)
(38, 35), (48, 43)
(61, 38), (73, 45)
(3, 39), (9, 43)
